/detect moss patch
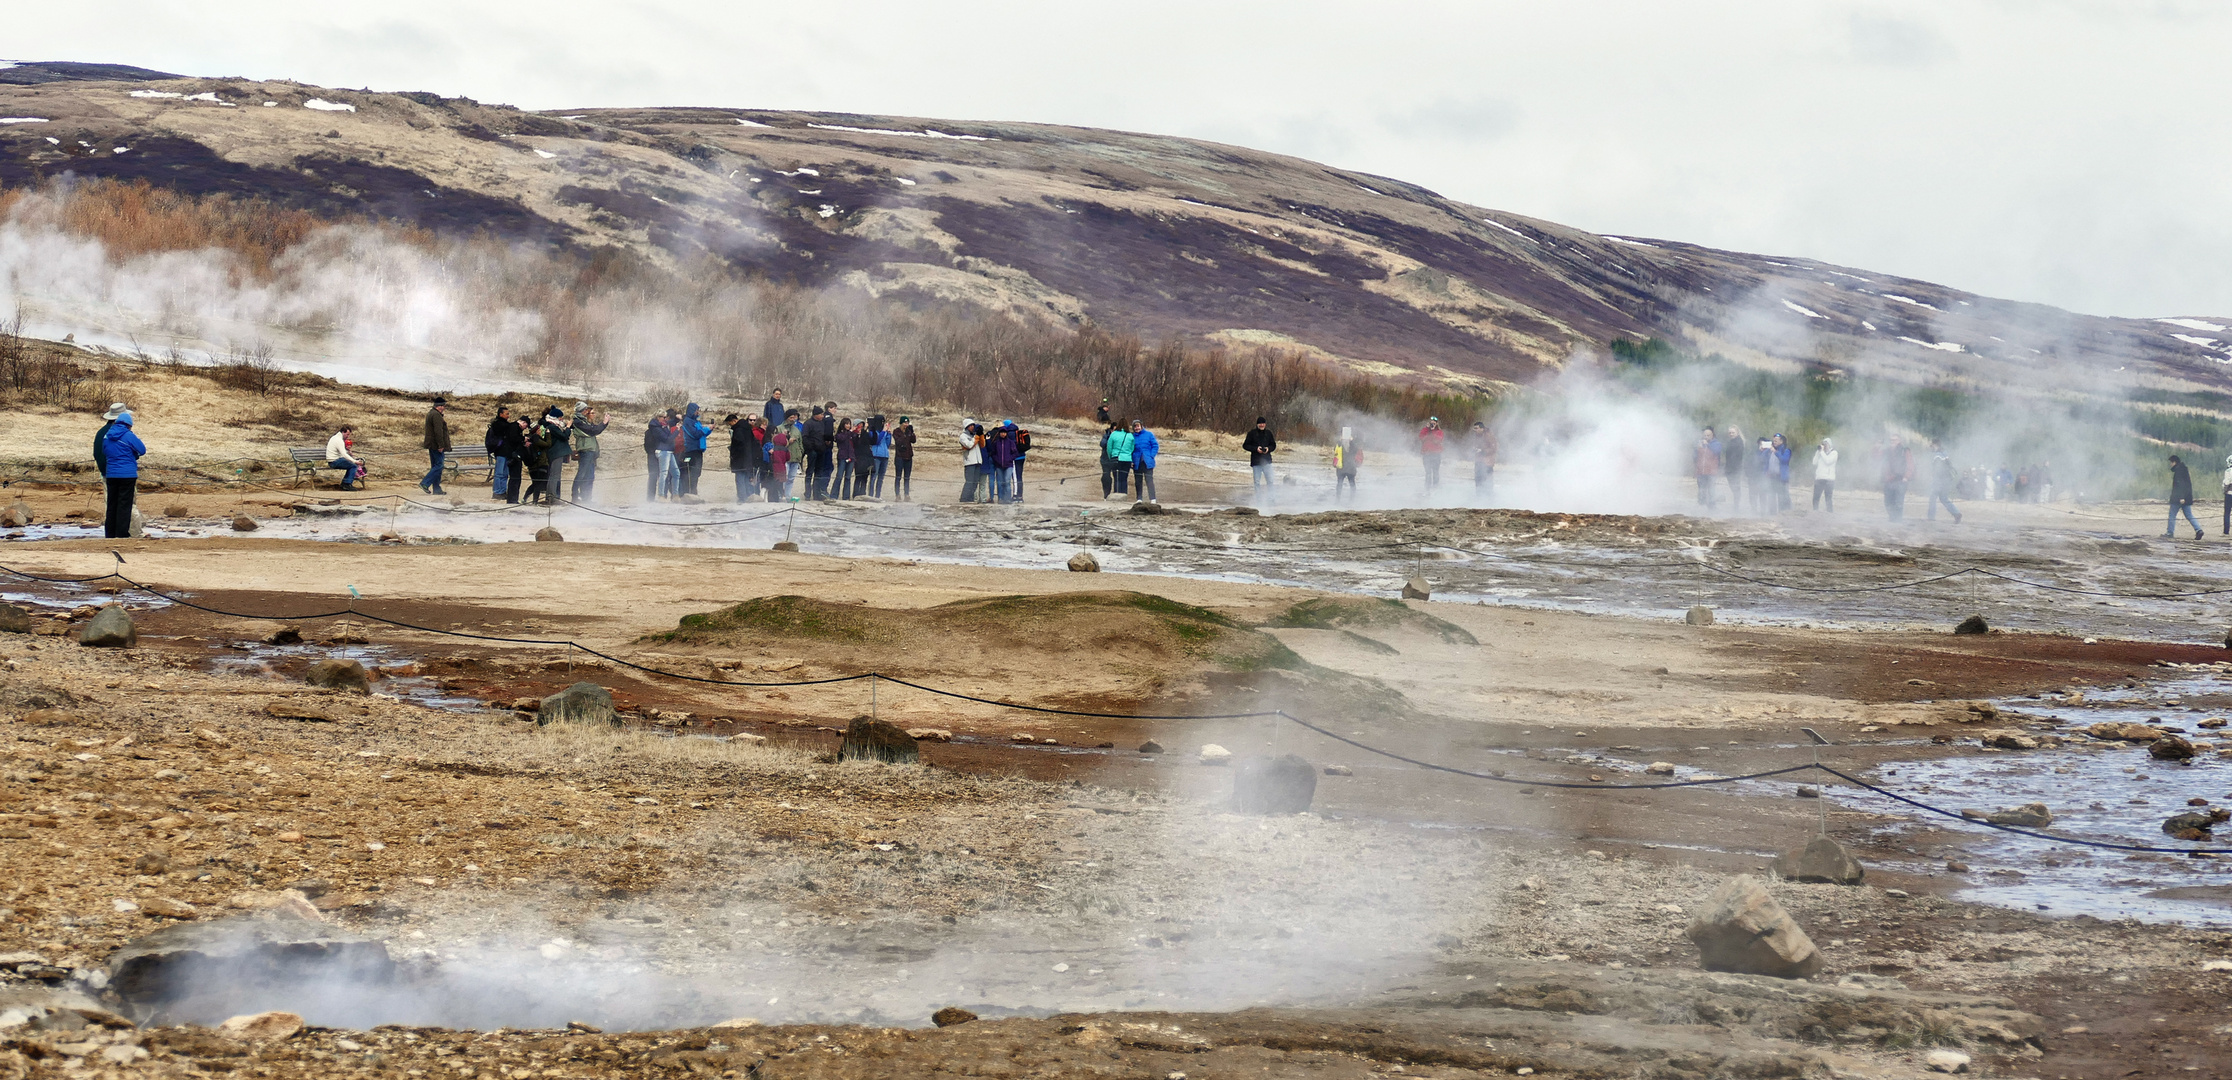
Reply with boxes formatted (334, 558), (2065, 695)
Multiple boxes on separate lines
(1262, 596), (1479, 645)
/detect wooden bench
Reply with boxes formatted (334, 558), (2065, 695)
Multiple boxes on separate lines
(288, 447), (334, 488)
(442, 446), (492, 480)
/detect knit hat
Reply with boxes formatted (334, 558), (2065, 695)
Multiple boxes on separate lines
(102, 403), (127, 421)
(431, 396), (448, 407)
(1256, 417), (1267, 424)
(545, 405), (564, 419)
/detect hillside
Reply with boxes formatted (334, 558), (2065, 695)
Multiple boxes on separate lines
(1, 64), (2228, 399)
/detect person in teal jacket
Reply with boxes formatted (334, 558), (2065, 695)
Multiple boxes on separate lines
(1104, 422), (1135, 500)
(1129, 420), (1160, 504)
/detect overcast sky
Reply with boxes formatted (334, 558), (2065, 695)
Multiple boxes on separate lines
(13, 1), (2228, 318)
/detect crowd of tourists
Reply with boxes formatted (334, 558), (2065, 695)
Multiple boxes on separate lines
(1690, 427), (1972, 522)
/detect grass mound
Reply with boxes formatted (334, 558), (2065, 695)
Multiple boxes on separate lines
(646, 590), (1304, 673)
(1262, 596), (1479, 645)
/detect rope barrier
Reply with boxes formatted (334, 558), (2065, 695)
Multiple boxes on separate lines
(3, 559), (2227, 855)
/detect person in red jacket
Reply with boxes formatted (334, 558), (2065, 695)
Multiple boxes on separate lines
(1418, 418), (1447, 490)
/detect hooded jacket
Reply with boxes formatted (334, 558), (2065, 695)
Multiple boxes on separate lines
(1131, 428), (1160, 471)
(730, 420), (766, 472)
(102, 418), (148, 479)
(892, 423), (916, 460)
(986, 426), (1020, 469)
(681, 406), (712, 454)
(1812, 440), (1838, 481)
(488, 416), (527, 459)
(959, 423), (984, 466)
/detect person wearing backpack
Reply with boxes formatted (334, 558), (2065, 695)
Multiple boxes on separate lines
(1104, 421), (1134, 499)
(1012, 424), (1033, 502)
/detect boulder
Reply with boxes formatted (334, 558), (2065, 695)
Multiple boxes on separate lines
(1067, 551), (1100, 572)
(262, 628), (303, 646)
(1685, 605), (1715, 626)
(2151, 735), (2198, 762)
(231, 516), (259, 532)
(163, 504), (191, 518)
(1770, 836), (1865, 885)
(1685, 875), (1822, 979)
(1138, 740), (1164, 754)
(2163, 808), (2231, 840)
(2085, 721), (2163, 742)
(1645, 762), (1677, 775)
(538, 682), (618, 727)
(772, 541), (800, 552)
(1923, 1048), (1971, 1073)
(0, 603), (31, 635)
(108, 917), (393, 1020)
(1401, 574), (1432, 601)
(1985, 802), (2053, 827)
(1982, 732), (2039, 750)
(931, 1006), (978, 1027)
(77, 605), (137, 648)
(1953, 614), (1989, 635)
(838, 715), (920, 764)
(535, 527), (563, 542)
(1129, 501), (1166, 515)
(218, 1011), (304, 1042)
(0, 500), (30, 528)
(1198, 743), (1232, 765)
(304, 658), (371, 694)
(1231, 753), (1318, 814)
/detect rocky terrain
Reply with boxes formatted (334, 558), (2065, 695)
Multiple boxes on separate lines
(1, 62), (2227, 399)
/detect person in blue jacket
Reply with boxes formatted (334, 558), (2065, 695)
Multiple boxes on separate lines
(100, 409), (148, 539)
(1129, 419), (1160, 504)
(679, 403), (713, 499)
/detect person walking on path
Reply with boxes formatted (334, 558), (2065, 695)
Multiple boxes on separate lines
(1418, 418), (1446, 490)
(326, 425), (367, 491)
(1881, 434), (1913, 521)
(420, 397), (451, 495)
(866, 415), (891, 499)
(891, 417), (916, 501)
(1720, 424), (1748, 513)
(1105, 421), (1134, 499)
(100, 409), (146, 539)
(1927, 440), (1963, 523)
(569, 404), (606, 503)
(1334, 427), (1362, 498)
(2221, 451), (2232, 535)
(1243, 418), (1277, 492)
(1469, 421), (1496, 495)
(1693, 428), (1721, 509)
(2168, 454), (2204, 539)
(1130, 419), (1161, 503)
(1810, 437), (1838, 512)
(958, 420), (987, 503)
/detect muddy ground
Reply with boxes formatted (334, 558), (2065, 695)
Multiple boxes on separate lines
(0, 528), (2228, 1077)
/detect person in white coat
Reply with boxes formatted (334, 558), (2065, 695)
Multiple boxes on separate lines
(1810, 437), (1838, 513)
(326, 425), (366, 491)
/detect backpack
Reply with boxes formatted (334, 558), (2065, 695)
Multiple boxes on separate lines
(1016, 430), (1032, 454)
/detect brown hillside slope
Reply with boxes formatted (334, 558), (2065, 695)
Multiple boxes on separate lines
(0, 68), (2226, 396)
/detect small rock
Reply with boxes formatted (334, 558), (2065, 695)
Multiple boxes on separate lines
(218, 1011), (305, 1042)
(1138, 740), (1164, 754)
(709, 1017), (761, 1029)
(1323, 764), (1353, 776)
(1923, 1048), (1970, 1073)
(772, 541), (799, 552)
(2201, 959), (2232, 972)
(1685, 605), (1715, 626)
(163, 505), (191, 518)
(1198, 743), (1232, 766)
(2085, 721), (2164, 742)
(1009, 732), (1036, 743)
(1795, 785), (1821, 798)
(304, 658), (371, 694)
(1952, 614), (1989, 635)
(2150, 735), (2198, 762)
(1837, 972), (1908, 990)
(1770, 836), (1865, 885)
(904, 728), (953, 742)
(2201, 717), (2228, 729)
(1230, 754), (1317, 814)
(2162, 808), (2230, 839)
(538, 682), (618, 726)
(1944, 860), (1970, 872)
(138, 897), (196, 919)
(1985, 802), (2053, 827)
(1401, 574), (1431, 601)
(1983, 732), (2039, 750)
(534, 527), (563, 542)
(0, 500), (30, 528)
(1684, 874), (1822, 978)
(0, 603), (30, 634)
(1129, 500), (1166, 515)
(231, 515), (259, 532)
(1067, 551), (1100, 572)
(838, 715), (920, 764)
(1645, 762), (1676, 775)
(77, 606), (137, 648)
(263, 700), (332, 722)
(931, 1006), (978, 1027)
(133, 852), (173, 874)
(565, 1020), (601, 1033)
(262, 628), (303, 645)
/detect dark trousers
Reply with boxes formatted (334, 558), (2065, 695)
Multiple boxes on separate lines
(1337, 470), (1357, 496)
(679, 451), (703, 496)
(961, 463), (983, 502)
(808, 451), (834, 500)
(894, 457), (912, 500)
(1109, 464), (1130, 497)
(2223, 493), (2230, 535)
(1883, 480), (1907, 521)
(1812, 480), (1834, 512)
(504, 457), (523, 504)
(1100, 458), (1115, 498)
(646, 452), (660, 500)
(1014, 458), (1026, 500)
(523, 459), (550, 503)
(103, 478), (135, 539)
